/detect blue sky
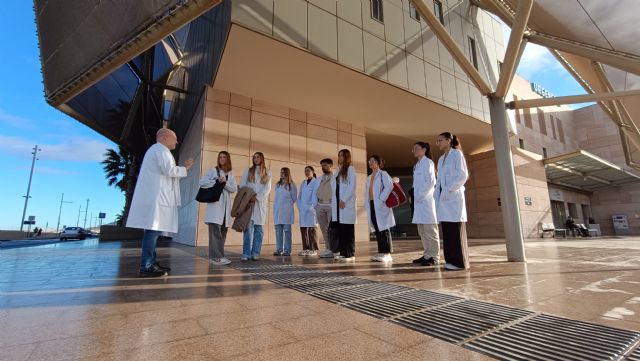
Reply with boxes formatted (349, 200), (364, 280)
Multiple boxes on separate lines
(0, 2), (121, 231)
(0, 4), (589, 232)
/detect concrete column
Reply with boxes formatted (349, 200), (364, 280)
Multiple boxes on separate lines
(489, 96), (526, 262)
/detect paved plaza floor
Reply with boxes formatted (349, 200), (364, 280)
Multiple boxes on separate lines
(1, 236), (639, 360)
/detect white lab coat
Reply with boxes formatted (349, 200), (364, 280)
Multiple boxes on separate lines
(126, 143), (187, 233)
(240, 167), (272, 225)
(435, 148), (469, 222)
(298, 178), (319, 227)
(412, 156), (438, 225)
(273, 182), (297, 225)
(364, 170), (396, 232)
(198, 168), (238, 226)
(331, 166), (357, 224)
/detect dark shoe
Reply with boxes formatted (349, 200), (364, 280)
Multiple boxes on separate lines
(155, 262), (171, 272)
(421, 257), (439, 266)
(139, 265), (168, 277)
(282, 252), (291, 257)
(251, 256), (260, 261)
(273, 251), (282, 256)
(413, 256), (426, 264)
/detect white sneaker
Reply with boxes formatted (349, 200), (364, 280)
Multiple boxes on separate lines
(444, 263), (463, 270)
(319, 249), (334, 258)
(335, 255), (355, 262)
(307, 250), (317, 256)
(210, 258), (232, 265)
(370, 253), (382, 261)
(298, 250), (309, 256)
(381, 254), (393, 263)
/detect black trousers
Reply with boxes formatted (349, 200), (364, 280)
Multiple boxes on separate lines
(369, 201), (392, 253)
(441, 221), (469, 269)
(337, 223), (355, 257)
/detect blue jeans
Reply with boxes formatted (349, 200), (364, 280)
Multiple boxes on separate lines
(242, 221), (264, 258)
(140, 230), (161, 270)
(274, 224), (292, 254)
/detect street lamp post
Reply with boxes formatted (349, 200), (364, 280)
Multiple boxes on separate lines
(56, 193), (73, 233)
(20, 145), (41, 231)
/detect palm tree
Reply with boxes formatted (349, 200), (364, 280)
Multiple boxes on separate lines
(101, 146), (139, 225)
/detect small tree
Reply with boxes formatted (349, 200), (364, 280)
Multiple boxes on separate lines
(101, 146), (139, 225)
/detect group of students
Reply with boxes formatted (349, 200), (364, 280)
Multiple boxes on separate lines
(197, 131), (470, 271)
(198, 149), (360, 265)
(126, 128), (469, 277)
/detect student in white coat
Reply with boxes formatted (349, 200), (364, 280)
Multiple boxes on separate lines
(332, 149), (358, 261)
(435, 132), (470, 270)
(127, 128), (194, 277)
(198, 151), (237, 266)
(364, 155), (395, 263)
(240, 152), (272, 261)
(273, 167), (297, 256)
(298, 166), (320, 256)
(411, 141), (440, 266)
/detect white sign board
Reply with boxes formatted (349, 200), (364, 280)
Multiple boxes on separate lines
(549, 188), (564, 202)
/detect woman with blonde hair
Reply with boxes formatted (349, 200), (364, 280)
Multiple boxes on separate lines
(239, 152), (272, 261)
(273, 167), (297, 256)
(199, 151), (237, 265)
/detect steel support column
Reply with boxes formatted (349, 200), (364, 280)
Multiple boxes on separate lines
(489, 96), (525, 262)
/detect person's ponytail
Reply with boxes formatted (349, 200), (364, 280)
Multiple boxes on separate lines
(451, 134), (460, 149)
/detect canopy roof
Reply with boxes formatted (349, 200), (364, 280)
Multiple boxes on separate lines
(544, 150), (640, 191)
(474, 0), (640, 170)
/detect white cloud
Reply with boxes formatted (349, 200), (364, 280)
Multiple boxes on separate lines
(499, 21), (566, 81)
(0, 107), (36, 129)
(15, 165), (81, 176)
(517, 43), (565, 80)
(0, 135), (111, 162)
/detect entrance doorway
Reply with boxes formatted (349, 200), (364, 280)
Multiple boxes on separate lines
(551, 201), (566, 228)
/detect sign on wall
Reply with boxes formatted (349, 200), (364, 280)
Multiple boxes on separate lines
(549, 188), (564, 201)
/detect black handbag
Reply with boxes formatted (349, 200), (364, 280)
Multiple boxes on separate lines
(196, 168), (227, 203)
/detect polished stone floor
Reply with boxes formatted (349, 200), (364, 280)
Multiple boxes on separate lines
(1, 236), (639, 360)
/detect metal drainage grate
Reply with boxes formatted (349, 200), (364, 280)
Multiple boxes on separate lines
(287, 276), (373, 294)
(346, 289), (463, 319)
(626, 346), (640, 361)
(229, 259), (640, 360)
(466, 314), (640, 361)
(393, 299), (533, 343)
(264, 273), (344, 286)
(312, 282), (413, 304)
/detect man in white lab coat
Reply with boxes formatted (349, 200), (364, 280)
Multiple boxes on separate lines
(127, 128), (194, 277)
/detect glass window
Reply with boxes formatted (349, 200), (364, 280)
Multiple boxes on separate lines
(468, 37), (478, 70)
(434, 0), (444, 25)
(409, 3), (420, 21)
(371, 0), (384, 22)
(542, 147), (548, 158)
(519, 138), (525, 149)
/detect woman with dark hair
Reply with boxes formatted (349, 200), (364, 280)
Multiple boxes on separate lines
(411, 141), (439, 266)
(298, 166), (320, 256)
(364, 155), (395, 263)
(331, 149), (358, 261)
(273, 167), (297, 256)
(239, 152), (272, 261)
(199, 151), (237, 265)
(435, 132), (470, 270)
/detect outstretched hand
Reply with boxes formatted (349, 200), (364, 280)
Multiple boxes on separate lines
(184, 158), (194, 170)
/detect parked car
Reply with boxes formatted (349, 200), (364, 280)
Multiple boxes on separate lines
(59, 227), (90, 240)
